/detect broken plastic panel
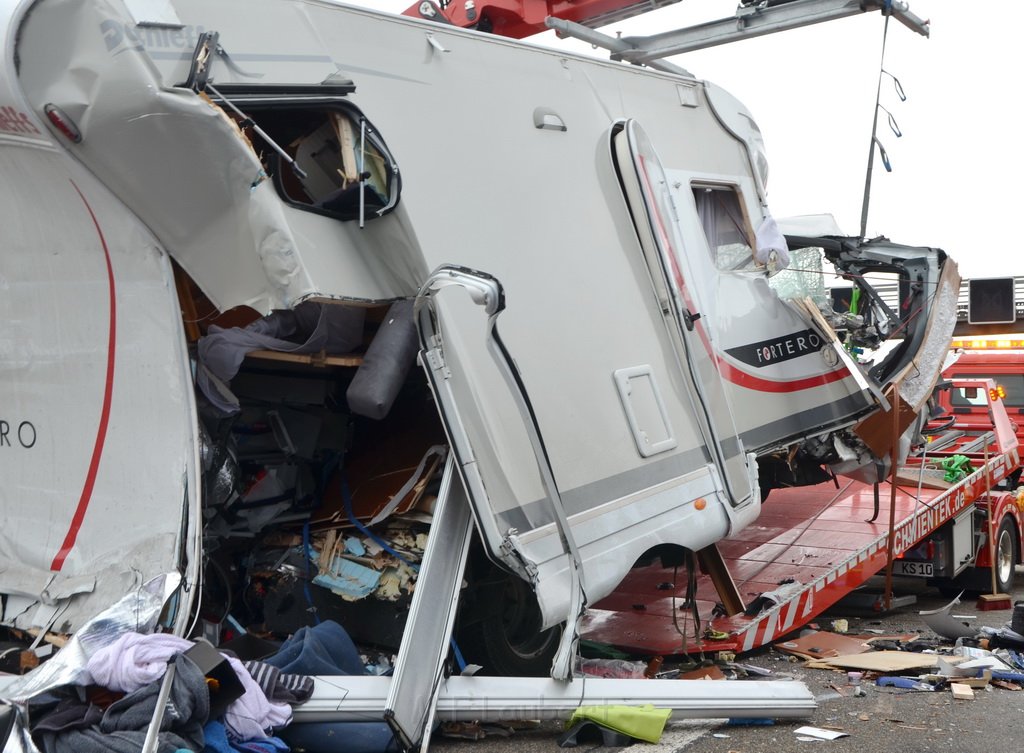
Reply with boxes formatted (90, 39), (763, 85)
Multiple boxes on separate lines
(0, 574), (177, 704)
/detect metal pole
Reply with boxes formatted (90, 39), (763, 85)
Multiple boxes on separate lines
(297, 674), (818, 722)
(205, 83), (307, 180)
(883, 385), (900, 610)
(358, 119), (366, 229)
(141, 658), (177, 753)
(985, 444), (998, 595)
(859, 15), (891, 238)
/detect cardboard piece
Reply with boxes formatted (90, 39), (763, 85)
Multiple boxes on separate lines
(992, 680), (1023, 691)
(775, 630), (872, 660)
(953, 671), (991, 689)
(679, 664), (726, 681)
(805, 651), (961, 673)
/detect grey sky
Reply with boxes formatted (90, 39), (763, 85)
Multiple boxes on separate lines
(356, 0), (1014, 280)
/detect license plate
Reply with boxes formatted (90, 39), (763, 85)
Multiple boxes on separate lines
(893, 560), (934, 577)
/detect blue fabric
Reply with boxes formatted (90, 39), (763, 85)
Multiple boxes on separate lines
(279, 722), (398, 753)
(204, 721), (289, 753)
(233, 738), (290, 753)
(263, 620), (364, 676)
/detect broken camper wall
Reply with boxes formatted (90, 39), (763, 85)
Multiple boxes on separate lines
(12, 0), (777, 642)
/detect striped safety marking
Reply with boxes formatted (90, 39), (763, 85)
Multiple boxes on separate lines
(730, 456), (1014, 652)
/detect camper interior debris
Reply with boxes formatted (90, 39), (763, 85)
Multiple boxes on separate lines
(0, 99), (552, 753)
(3, 282), (522, 752)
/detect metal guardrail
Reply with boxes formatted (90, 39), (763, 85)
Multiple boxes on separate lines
(863, 277), (1024, 336)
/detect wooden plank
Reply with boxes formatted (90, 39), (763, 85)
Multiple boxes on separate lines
(697, 543), (745, 617)
(853, 387), (916, 458)
(173, 263), (202, 342)
(246, 349), (364, 368)
(894, 466), (952, 490)
(950, 682), (975, 700)
(679, 664), (726, 681)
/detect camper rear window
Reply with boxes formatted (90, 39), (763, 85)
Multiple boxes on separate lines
(234, 103), (400, 222)
(691, 185), (755, 271)
(949, 374), (1024, 408)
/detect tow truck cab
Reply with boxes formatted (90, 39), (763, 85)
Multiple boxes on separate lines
(938, 340), (1024, 479)
(895, 375), (1023, 594)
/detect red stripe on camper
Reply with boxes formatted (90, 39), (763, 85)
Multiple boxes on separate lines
(634, 154), (850, 395)
(51, 183), (117, 571)
(718, 358), (851, 393)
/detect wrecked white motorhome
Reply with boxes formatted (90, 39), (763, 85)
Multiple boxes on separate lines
(0, 0), (957, 749)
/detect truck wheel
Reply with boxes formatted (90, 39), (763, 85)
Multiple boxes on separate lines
(990, 516), (1018, 594)
(935, 516), (1018, 597)
(457, 565), (561, 677)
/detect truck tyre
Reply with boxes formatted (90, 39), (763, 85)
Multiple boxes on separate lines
(457, 564), (561, 677)
(990, 516), (1018, 594)
(935, 516), (1018, 597)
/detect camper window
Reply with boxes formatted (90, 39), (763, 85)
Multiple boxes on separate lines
(692, 185), (756, 272)
(231, 103), (400, 222)
(953, 385), (985, 406)
(951, 376), (1024, 408)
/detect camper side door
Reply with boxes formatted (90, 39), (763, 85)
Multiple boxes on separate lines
(612, 119), (756, 511)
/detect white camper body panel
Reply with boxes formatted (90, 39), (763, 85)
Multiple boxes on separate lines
(1, 0), (889, 638)
(13, 0), (877, 454)
(0, 140), (200, 635)
(5, 0), (781, 631)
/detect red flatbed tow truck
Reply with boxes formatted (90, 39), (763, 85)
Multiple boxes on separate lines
(938, 338), (1024, 482)
(582, 378), (1024, 656)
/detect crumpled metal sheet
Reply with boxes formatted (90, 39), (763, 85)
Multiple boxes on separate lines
(1, 573), (176, 704)
(898, 259), (961, 412)
(3, 708), (39, 753)
(16, 0), (305, 314)
(919, 590), (977, 641)
(17, 0), (427, 312)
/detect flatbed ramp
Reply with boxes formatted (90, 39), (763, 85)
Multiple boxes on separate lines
(581, 453), (1016, 655)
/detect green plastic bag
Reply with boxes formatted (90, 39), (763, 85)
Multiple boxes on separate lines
(940, 454), (973, 483)
(567, 705), (672, 744)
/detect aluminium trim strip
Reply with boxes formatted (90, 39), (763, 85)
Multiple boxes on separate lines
(383, 455), (473, 753)
(297, 675), (816, 723)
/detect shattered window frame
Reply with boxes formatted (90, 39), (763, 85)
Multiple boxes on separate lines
(209, 92), (402, 223)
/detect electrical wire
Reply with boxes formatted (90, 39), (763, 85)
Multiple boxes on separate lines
(301, 521), (322, 625)
(669, 555), (706, 662)
(670, 564), (689, 655)
(340, 472), (419, 570)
